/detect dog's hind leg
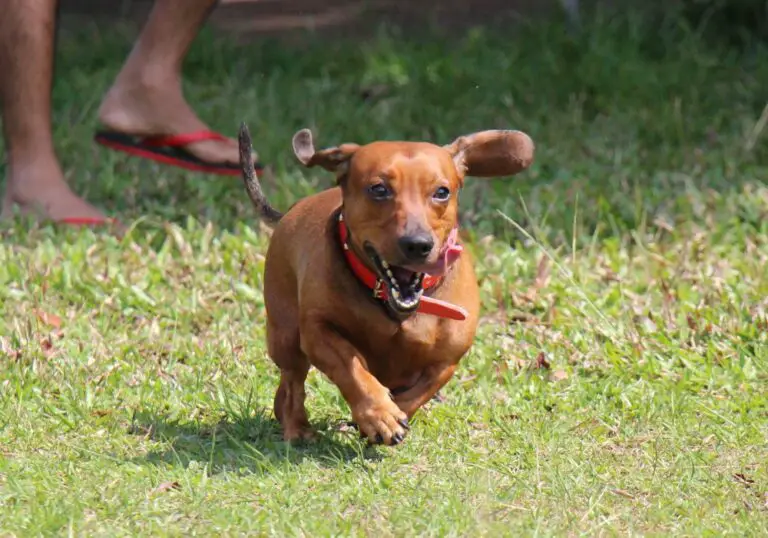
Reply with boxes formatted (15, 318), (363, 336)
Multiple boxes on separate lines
(268, 320), (315, 441)
(275, 362), (314, 441)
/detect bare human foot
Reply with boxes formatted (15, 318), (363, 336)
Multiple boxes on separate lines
(0, 0), (108, 226)
(97, 72), (256, 167)
(1, 156), (106, 223)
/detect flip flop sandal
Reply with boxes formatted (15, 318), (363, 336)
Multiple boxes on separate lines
(94, 130), (263, 177)
(56, 216), (126, 236)
(57, 216), (119, 227)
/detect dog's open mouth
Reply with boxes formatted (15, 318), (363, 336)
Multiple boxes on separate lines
(363, 243), (425, 313)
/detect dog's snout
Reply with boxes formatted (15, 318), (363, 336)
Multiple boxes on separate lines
(398, 233), (434, 262)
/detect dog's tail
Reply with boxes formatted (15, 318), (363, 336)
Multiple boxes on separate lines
(239, 122), (283, 226)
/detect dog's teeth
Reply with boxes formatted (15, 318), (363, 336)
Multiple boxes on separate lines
(386, 269), (394, 278)
(391, 278), (425, 311)
(382, 260), (390, 269)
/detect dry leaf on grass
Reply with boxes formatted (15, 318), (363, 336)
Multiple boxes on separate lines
(520, 255), (552, 303)
(40, 337), (55, 357)
(534, 255), (551, 290)
(151, 481), (181, 495)
(336, 421), (358, 433)
(551, 370), (569, 382)
(35, 310), (62, 328)
(532, 352), (551, 370)
(611, 488), (635, 499)
(734, 473), (755, 488)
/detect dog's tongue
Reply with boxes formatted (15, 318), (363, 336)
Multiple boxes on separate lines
(407, 228), (463, 277)
(431, 241), (463, 276)
(443, 234), (464, 268)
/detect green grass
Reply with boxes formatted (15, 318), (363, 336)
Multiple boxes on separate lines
(1, 8), (768, 536)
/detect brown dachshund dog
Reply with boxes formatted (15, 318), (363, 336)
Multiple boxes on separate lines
(238, 123), (534, 445)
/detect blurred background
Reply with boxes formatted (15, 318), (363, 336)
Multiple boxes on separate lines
(62, 0), (768, 42)
(11, 0), (766, 243)
(59, 0), (768, 43)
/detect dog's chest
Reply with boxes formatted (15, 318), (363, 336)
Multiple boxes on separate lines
(353, 314), (452, 366)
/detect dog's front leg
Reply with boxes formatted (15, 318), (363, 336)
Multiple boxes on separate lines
(393, 362), (458, 418)
(301, 318), (410, 445)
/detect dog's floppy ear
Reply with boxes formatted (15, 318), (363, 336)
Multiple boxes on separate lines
(292, 128), (360, 174)
(444, 130), (535, 178)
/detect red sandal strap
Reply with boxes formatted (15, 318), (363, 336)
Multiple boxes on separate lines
(143, 130), (228, 148)
(58, 217), (116, 226)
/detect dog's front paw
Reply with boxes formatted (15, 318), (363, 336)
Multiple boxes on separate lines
(352, 400), (410, 446)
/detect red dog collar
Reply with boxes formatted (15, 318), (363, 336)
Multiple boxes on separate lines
(337, 212), (468, 321)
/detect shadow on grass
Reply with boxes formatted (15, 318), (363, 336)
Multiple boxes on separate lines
(127, 408), (384, 474)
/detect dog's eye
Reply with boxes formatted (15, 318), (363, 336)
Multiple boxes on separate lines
(432, 186), (451, 202)
(367, 183), (392, 201)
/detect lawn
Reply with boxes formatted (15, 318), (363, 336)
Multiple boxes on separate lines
(1, 7), (768, 536)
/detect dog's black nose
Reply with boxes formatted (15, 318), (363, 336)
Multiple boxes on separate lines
(398, 233), (434, 262)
